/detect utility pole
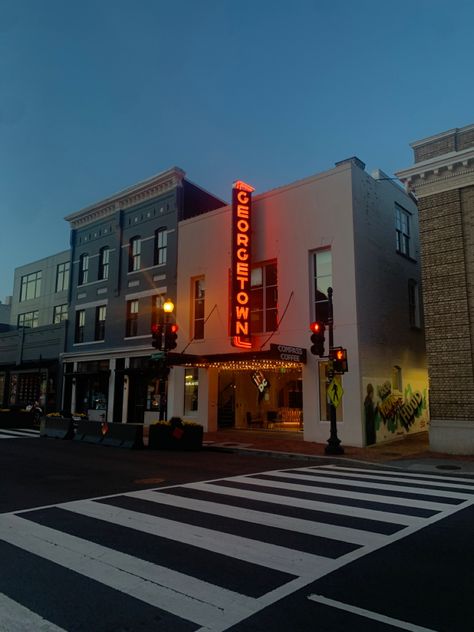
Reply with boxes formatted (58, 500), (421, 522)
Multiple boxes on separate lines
(325, 287), (344, 455)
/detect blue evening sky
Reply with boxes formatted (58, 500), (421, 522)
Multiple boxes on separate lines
(1, 0), (473, 301)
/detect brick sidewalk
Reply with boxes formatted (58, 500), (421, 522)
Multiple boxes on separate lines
(203, 429), (474, 464)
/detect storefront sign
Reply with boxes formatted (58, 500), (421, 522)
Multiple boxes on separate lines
(251, 370), (269, 393)
(270, 344), (307, 363)
(231, 180), (255, 349)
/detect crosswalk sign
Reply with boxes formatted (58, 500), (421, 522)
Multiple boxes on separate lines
(328, 378), (344, 408)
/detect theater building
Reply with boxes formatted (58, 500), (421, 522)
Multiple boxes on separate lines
(167, 158), (428, 447)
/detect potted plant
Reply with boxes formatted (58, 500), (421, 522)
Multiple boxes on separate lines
(148, 417), (203, 450)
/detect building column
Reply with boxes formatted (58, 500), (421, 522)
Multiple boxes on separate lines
(198, 367), (218, 432)
(107, 357), (116, 423)
(121, 357), (130, 423)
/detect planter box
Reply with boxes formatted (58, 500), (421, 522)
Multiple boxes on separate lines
(148, 423), (203, 451)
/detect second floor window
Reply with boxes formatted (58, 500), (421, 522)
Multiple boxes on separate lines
(192, 277), (205, 340)
(250, 262), (278, 333)
(99, 247), (110, 280)
(18, 310), (39, 328)
(20, 271), (42, 301)
(312, 249), (332, 324)
(126, 299), (139, 337)
(154, 228), (167, 265)
(53, 304), (68, 324)
(129, 237), (141, 272)
(95, 305), (106, 340)
(79, 254), (89, 285)
(75, 309), (85, 343)
(56, 262), (70, 292)
(396, 204), (411, 257)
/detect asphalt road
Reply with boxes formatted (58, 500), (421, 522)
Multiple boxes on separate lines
(1, 432), (473, 631)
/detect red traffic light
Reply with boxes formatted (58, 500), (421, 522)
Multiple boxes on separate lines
(310, 321), (324, 334)
(169, 323), (179, 334)
(151, 323), (160, 334)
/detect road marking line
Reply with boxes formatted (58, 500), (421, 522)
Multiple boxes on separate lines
(0, 513), (255, 629)
(218, 475), (454, 511)
(0, 591), (67, 631)
(302, 466), (474, 492)
(187, 481), (424, 526)
(61, 499), (333, 577)
(307, 594), (438, 631)
(129, 488), (385, 546)
(259, 470), (472, 501)
(321, 464), (474, 485)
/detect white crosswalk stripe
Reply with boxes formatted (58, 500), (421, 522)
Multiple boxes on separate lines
(1, 464), (473, 632)
(0, 428), (40, 439)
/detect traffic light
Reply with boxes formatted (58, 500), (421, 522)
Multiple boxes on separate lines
(310, 321), (326, 356)
(330, 347), (348, 373)
(151, 322), (163, 349)
(164, 322), (179, 351)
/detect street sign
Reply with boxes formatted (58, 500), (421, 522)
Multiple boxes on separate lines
(328, 378), (344, 408)
(151, 351), (165, 360)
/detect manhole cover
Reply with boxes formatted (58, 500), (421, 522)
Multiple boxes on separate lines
(435, 464), (461, 471)
(133, 477), (165, 485)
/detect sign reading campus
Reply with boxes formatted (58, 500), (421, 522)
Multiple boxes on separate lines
(231, 180), (255, 348)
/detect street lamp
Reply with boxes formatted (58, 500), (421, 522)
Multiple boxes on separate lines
(157, 298), (174, 421)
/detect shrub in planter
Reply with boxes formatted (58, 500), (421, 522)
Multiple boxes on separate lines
(148, 417), (203, 450)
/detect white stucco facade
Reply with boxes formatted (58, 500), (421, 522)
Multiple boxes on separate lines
(169, 159), (428, 447)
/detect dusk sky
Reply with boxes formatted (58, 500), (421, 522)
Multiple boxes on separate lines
(1, 0), (473, 301)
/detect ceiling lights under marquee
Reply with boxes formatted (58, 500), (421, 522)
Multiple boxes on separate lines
(193, 359), (303, 371)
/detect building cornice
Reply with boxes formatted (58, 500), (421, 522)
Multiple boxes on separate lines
(395, 148), (474, 198)
(409, 123), (474, 149)
(64, 167), (186, 229)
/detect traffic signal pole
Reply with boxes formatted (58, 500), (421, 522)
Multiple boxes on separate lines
(325, 287), (344, 455)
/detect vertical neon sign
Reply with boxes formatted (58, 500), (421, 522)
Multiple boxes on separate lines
(231, 180), (255, 348)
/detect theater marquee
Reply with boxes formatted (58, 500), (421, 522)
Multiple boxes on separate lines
(231, 180), (255, 348)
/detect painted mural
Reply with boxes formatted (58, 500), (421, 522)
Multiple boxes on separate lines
(363, 378), (429, 445)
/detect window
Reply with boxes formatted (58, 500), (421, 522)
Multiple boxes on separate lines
(250, 262), (278, 333)
(184, 368), (199, 415)
(20, 271), (42, 301)
(395, 204), (411, 257)
(154, 228), (167, 265)
(98, 247), (110, 280)
(312, 249), (332, 323)
(408, 279), (421, 328)
(95, 305), (106, 341)
(126, 299), (139, 337)
(53, 304), (68, 324)
(75, 309), (85, 343)
(129, 237), (141, 272)
(18, 311), (39, 328)
(192, 277), (205, 340)
(79, 254), (89, 285)
(56, 262), (70, 292)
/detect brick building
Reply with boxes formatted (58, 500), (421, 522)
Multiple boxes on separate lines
(397, 123), (474, 454)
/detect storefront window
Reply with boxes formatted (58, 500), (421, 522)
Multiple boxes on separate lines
(184, 368), (199, 415)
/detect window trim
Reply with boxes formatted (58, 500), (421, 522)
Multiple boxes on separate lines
(311, 248), (332, 324)
(94, 305), (107, 341)
(53, 304), (68, 324)
(250, 261), (278, 334)
(395, 204), (411, 258)
(126, 299), (139, 337)
(192, 277), (205, 340)
(98, 247), (110, 281)
(20, 271), (42, 302)
(18, 310), (39, 328)
(78, 254), (89, 286)
(55, 262), (70, 293)
(129, 237), (141, 272)
(75, 309), (85, 343)
(154, 228), (167, 266)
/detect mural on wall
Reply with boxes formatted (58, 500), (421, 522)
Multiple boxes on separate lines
(363, 378), (428, 445)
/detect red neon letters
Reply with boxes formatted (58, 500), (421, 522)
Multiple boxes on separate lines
(231, 180), (255, 348)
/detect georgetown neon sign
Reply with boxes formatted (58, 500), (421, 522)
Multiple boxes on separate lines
(231, 180), (255, 349)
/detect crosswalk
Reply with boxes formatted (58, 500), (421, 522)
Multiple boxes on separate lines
(1, 464), (474, 631)
(0, 428), (40, 440)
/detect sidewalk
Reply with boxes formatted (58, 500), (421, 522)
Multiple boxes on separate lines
(203, 429), (474, 473)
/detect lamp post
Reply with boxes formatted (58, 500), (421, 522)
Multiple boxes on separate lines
(157, 298), (174, 421)
(325, 287), (344, 455)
